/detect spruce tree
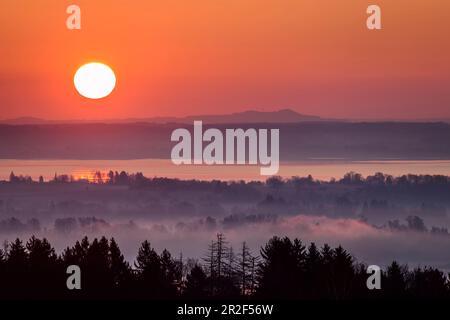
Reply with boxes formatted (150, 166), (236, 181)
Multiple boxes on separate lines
(109, 238), (131, 289)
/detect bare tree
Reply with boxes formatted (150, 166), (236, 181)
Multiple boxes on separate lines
(237, 241), (259, 296)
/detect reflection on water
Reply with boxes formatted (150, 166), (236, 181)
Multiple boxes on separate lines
(0, 159), (450, 182)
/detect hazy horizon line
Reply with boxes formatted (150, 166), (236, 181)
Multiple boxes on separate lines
(1, 108), (450, 124)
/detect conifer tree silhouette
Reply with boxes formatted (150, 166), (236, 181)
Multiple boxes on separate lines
(109, 237), (132, 291)
(384, 261), (408, 298)
(257, 236), (305, 299)
(0, 235), (448, 300)
(6, 239), (29, 298)
(26, 236), (60, 297)
(184, 264), (208, 298)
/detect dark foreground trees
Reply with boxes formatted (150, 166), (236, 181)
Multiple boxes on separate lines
(0, 235), (448, 300)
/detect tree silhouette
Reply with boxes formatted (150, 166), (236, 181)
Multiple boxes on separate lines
(160, 249), (180, 297)
(26, 236), (61, 297)
(237, 241), (259, 296)
(330, 245), (354, 299)
(134, 240), (177, 299)
(257, 236), (305, 299)
(203, 239), (217, 294)
(0, 235), (448, 300)
(202, 233), (240, 298)
(215, 233), (227, 280)
(304, 242), (323, 299)
(82, 237), (113, 296)
(5, 239), (29, 298)
(320, 243), (335, 298)
(109, 237), (132, 290)
(184, 264), (208, 298)
(409, 267), (449, 299)
(384, 261), (408, 298)
(0, 247), (5, 299)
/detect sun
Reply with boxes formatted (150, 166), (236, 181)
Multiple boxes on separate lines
(74, 62), (116, 99)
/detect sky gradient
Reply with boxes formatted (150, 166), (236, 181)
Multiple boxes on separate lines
(1, 0), (449, 120)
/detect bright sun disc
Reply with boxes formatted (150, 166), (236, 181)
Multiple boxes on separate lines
(74, 63), (116, 99)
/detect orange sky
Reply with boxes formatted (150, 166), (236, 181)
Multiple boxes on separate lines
(0, 0), (449, 120)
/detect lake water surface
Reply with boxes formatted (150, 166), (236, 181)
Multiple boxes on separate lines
(1, 159), (450, 181)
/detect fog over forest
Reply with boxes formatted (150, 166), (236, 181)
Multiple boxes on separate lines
(1, 172), (449, 270)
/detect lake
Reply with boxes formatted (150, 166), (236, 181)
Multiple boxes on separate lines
(1, 159), (450, 182)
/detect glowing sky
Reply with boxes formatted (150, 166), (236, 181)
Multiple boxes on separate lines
(0, 0), (449, 120)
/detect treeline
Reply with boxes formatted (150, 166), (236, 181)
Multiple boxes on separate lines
(7, 170), (450, 188)
(0, 235), (449, 300)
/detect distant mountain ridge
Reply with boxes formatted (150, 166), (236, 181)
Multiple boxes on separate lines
(0, 109), (322, 125)
(145, 109), (322, 124)
(0, 117), (48, 125)
(2, 111), (450, 125)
